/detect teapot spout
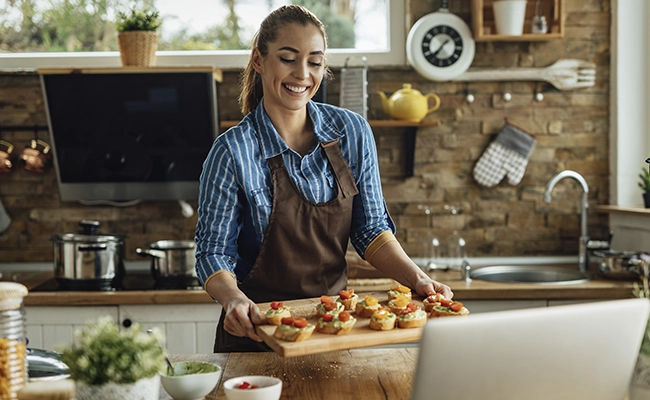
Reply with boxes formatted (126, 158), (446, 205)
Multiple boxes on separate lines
(377, 91), (389, 115)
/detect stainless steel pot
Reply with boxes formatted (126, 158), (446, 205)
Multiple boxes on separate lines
(51, 220), (125, 290)
(593, 250), (645, 280)
(136, 240), (198, 288)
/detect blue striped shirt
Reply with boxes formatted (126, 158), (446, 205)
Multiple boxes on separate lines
(195, 99), (395, 284)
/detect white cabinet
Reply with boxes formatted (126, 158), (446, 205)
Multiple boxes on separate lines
(462, 300), (547, 314)
(25, 303), (222, 354)
(25, 306), (119, 351)
(119, 304), (222, 354)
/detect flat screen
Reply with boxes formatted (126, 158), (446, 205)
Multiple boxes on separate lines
(40, 70), (219, 202)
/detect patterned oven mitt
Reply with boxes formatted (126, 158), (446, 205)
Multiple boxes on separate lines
(473, 121), (537, 187)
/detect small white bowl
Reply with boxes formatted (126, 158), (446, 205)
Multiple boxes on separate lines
(223, 375), (283, 400)
(160, 361), (222, 400)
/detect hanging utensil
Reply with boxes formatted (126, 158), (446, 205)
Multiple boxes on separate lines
(451, 58), (596, 91)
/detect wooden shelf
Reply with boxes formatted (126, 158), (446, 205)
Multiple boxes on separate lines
(219, 119), (440, 178)
(471, 0), (564, 42)
(219, 119), (440, 130)
(594, 205), (650, 216)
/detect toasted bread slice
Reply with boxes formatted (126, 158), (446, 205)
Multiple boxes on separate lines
(369, 309), (396, 331)
(396, 309), (427, 329)
(273, 324), (315, 342)
(337, 293), (359, 311)
(430, 305), (470, 318)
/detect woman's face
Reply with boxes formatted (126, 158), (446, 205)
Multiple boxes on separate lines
(252, 22), (325, 113)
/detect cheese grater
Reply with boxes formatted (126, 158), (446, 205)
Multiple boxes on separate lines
(339, 56), (368, 119)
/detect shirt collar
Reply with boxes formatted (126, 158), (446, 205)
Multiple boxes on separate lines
(252, 99), (344, 159)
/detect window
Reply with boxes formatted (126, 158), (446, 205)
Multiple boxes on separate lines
(0, 0), (405, 68)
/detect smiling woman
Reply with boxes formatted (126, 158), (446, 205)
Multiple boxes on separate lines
(0, 0), (401, 68)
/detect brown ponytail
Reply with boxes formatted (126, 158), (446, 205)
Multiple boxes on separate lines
(238, 5), (331, 116)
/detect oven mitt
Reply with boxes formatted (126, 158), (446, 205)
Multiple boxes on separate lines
(473, 122), (536, 187)
(0, 198), (10, 234)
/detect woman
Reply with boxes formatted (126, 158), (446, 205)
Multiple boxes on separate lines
(195, 5), (453, 353)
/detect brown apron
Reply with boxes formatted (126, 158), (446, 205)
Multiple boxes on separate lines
(214, 139), (359, 352)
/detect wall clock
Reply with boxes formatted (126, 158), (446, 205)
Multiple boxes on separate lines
(406, 2), (475, 81)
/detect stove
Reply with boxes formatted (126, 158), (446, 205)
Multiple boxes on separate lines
(29, 272), (202, 292)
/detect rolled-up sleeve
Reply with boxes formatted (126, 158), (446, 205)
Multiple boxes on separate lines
(346, 116), (395, 259)
(194, 139), (240, 285)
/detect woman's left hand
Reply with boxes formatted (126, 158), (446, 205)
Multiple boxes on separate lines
(415, 278), (453, 299)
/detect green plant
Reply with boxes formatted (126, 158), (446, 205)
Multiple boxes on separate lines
(640, 166), (650, 193)
(60, 316), (166, 385)
(116, 8), (161, 32)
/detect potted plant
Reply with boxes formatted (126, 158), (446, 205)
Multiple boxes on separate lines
(61, 316), (166, 400)
(640, 164), (650, 208)
(116, 7), (162, 67)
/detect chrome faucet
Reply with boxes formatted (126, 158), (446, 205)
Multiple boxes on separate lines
(543, 170), (590, 274)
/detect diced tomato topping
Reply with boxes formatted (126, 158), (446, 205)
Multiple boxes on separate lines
(238, 381), (251, 389)
(450, 301), (464, 312)
(280, 317), (295, 326)
(364, 296), (379, 306)
(401, 303), (419, 315)
(321, 314), (334, 322)
(323, 301), (338, 311)
(426, 295), (437, 303)
(339, 289), (354, 299)
(440, 298), (452, 307)
(293, 318), (309, 328)
(391, 285), (411, 294)
(270, 301), (283, 310)
(320, 295), (335, 304)
(251, 385), (258, 389)
(338, 311), (351, 322)
(393, 295), (410, 307)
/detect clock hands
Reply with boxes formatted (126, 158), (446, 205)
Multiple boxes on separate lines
(432, 38), (451, 58)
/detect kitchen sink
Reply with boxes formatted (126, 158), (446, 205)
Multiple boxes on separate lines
(470, 265), (590, 285)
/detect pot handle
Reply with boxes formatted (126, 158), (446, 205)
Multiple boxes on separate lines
(78, 244), (107, 251)
(136, 248), (167, 259)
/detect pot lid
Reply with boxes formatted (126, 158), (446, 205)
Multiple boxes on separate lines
(51, 220), (125, 244)
(150, 240), (195, 250)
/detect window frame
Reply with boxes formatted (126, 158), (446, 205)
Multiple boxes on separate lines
(0, 0), (406, 69)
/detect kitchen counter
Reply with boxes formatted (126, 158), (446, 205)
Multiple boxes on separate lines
(15, 264), (638, 307)
(165, 348), (417, 400)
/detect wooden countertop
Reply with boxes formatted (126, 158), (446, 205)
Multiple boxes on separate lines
(165, 348), (417, 400)
(15, 265), (638, 307)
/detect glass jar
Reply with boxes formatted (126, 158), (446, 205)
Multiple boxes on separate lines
(0, 282), (28, 399)
(442, 205), (467, 271)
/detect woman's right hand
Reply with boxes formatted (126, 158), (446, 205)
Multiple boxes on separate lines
(223, 296), (264, 342)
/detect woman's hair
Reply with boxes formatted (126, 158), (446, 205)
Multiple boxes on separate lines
(238, 5), (331, 115)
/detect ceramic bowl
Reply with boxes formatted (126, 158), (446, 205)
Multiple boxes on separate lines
(223, 375), (283, 400)
(160, 361), (222, 400)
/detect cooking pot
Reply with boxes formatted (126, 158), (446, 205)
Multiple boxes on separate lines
(51, 220), (125, 291)
(593, 250), (646, 280)
(136, 240), (199, 288)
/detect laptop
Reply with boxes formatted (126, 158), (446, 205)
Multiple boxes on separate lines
(411, 298), (650, 400)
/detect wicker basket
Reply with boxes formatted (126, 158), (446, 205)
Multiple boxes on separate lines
(117, 31), (158, 67)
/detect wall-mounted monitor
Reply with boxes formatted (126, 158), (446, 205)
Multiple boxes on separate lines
(40, 67), (219, 202)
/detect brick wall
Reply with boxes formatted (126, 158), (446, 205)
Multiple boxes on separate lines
(0, 0), (610, 263)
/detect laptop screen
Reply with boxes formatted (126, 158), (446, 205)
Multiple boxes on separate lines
(411, 299), (649, 400)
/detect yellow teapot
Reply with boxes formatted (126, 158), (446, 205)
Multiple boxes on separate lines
(377, 83), (441, 122)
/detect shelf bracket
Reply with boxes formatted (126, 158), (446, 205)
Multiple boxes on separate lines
(404, 126), (418, 177)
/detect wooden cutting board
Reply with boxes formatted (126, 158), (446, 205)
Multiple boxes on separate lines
(255, 291), (425, 357)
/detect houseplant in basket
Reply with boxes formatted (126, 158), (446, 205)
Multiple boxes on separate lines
(61, 316), (166, 400)
(116, 7), (162, 67)
(640, 162), (650, 208)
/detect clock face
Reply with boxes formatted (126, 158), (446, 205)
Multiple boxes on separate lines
(407, 12), (475, 81)
(421, 25), (463, 68)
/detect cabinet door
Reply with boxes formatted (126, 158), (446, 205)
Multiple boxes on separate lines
(119, 304), (222, 354)
(25, 306), (119, 351)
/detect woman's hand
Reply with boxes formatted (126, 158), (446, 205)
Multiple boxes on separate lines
(415, 278), (453, 300)
(223, 296), (264, 341)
